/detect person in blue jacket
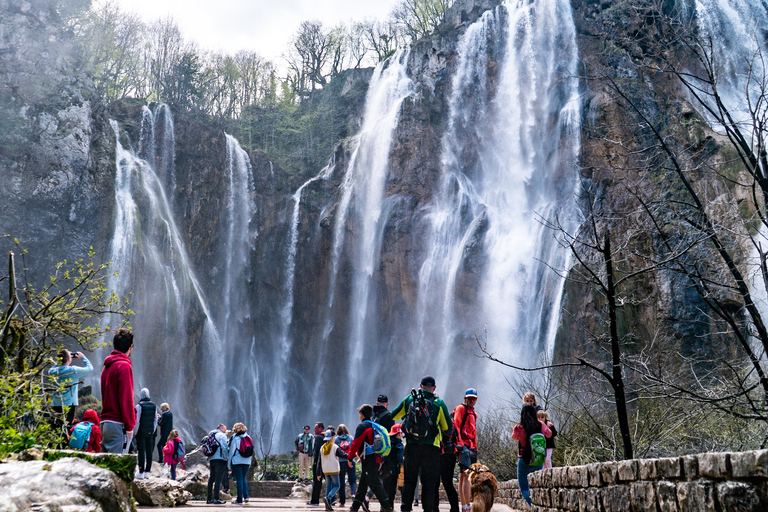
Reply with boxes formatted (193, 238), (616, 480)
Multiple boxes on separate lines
(229, 422), (253, 504)
(206, 423), (230, 504)
(49, 349), (93, 427)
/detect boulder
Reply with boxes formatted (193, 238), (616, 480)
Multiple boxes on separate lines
(132, 476), (192, 507)
(177, 464), (210, 497)
(183, 445), (209, 470)
(0, 457), (132, 512)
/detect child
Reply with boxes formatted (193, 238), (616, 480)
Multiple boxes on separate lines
(537, 410), (557, 469)
(348, 404), (394, 512)
(163, 429), (185, 480)
(319, 428), (343, 510)
(512, 404), (552, 505)
(69, 409), (102, 453)
(523, 392), (543, 411)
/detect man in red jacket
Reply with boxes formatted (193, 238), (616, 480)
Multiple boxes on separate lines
(100, 328), (135, 453)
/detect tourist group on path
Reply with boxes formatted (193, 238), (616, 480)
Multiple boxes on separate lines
(50, 329), (559, 509)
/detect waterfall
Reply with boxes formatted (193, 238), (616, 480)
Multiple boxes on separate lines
(101, 107), (223, 436)
(412, 0), (581, 393)
(316, 50), (415, 417)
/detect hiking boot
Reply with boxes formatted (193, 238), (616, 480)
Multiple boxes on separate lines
(212, 500), (225, 504)
(323, 498), (332, 511)
(360, 500), (370, 512)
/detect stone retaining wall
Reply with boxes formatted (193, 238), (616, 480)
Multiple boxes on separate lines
(495, 449), (768, 512)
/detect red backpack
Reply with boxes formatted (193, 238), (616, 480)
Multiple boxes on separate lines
(238, 434), (254, 457)
(338, 438), (351, 456)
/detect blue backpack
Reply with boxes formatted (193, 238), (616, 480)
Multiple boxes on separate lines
(363, 420), (391, 458)
(173, 439), (186, 461)
(69, 421), (93, 450)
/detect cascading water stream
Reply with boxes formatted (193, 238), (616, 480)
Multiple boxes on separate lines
(413, 0), (581, 391)
(101, 107), (223, 436)
(314, 50), (415, 417)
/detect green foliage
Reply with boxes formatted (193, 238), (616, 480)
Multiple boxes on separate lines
(475, 408), (518, 481)
(42, 449), (137, 483)
(258, 453), (299, 481)
(0, 237), (131, 455)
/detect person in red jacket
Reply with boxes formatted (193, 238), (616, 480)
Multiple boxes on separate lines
(69, 409), (102, 453)
(454, 388), (478, 512)
(347, 404), (393, 512)
(100, 328), (135, 454)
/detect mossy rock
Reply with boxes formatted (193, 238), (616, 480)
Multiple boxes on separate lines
(43, 449), (136, 483)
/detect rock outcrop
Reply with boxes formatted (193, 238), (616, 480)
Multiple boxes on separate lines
(0, 458), (132, 512)
(131, 476), (192, 507)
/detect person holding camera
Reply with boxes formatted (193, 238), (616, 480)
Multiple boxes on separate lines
(49, 349), (93, 427)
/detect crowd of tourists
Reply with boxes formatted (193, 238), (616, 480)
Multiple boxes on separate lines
(49, 329), (559, 509)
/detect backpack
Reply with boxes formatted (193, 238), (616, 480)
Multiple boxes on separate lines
(201, 431), (221, 457)
(363, 420), (391, 458)
(338, 437), (351, 457)
(402, 389), (439, 440)
(238, 434), (254, 457)
(173, 439), (186, 461)
(68, 421), (93, 450)
(525, 432), (547, 466)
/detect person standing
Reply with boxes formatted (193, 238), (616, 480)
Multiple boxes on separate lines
(434, 413), (459, 512)
(228, 422), (253, 504)
(296, 425), (314, 482)
(391, 376), (452, 512)
(100, 328), (135, 454)
(156, 403), (174, 463)
(319, 428), (343, 511)
(308, 422), (326, 506)
(512, 404), (552, 505)
(372, 394), (394, 430)
(133, 388), (158, 479)
(386, 423), (405, 507)
(206, 423), (229, 504)
(335, 424), (357, 508)
(162, 429), (184, 480)
(348, 404), (393, 512)
(454, 389), (478, 512)
(49, 349), (93, 428)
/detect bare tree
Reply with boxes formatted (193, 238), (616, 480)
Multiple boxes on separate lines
(392, 0), (453, 42)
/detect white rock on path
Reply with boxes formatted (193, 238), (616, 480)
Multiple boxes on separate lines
(0, 457), (132, 512)
(132, 476), (193, 507)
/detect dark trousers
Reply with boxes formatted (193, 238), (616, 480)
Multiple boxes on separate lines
(435, 452), (459, 512)
(402, 443), (440, 512)
(384, 463), (400, 506)
(157, 437), (167, 462)
(170, 463), (177, 480)
(207, 459), (228, 501)
(310, 459), (323, 504)
(136, 434), (155, 473)
(354, 457), (392, 511)
(339, 460), (357, 504)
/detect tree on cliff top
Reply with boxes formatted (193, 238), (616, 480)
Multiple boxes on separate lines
(0, 237), (131, 453)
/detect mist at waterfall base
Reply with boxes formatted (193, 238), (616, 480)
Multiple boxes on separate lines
(92, 0), (582, 453)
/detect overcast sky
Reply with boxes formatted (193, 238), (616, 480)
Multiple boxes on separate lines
(108, 0), (400, 62)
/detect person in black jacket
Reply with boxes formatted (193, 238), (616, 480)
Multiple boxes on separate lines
(156, 403), (173, 462)
(372, 394), (394, 430)
(348, 404), (393, 512)
(308, 422), (325, 506)
(133, 388), (158, 479)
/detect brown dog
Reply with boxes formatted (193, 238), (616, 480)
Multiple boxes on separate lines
(468, 463), (498, 512)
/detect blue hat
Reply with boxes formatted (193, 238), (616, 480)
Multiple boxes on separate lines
(465, 388), (478, 398)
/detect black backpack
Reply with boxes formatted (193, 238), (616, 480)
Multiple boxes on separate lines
(403, 389), (439, 440)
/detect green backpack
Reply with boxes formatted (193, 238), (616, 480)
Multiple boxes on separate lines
(526, 432), (547, 466)
(363, 420), (391, 458)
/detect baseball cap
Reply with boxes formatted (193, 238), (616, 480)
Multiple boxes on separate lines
(323, 429), (334, 441)
(421, 375), (436, 387)
(390, 424), (403, 435)
(377, 394), (388, 403)
(465, 388), (478, 398)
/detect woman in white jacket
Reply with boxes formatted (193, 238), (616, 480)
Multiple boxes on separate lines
(228, 422), (253, 504)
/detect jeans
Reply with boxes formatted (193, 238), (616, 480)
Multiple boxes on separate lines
(232, 464), (250, 503)
(207, 459), (228, 501)
(326, 473), (341, 501)
(401, 443), (440, 512)
(170, 463), (177, 480)
(339, 459), (357, 504)
(136, 434), (154, 473)
(517, 457), (543, 504)
(353, 457), (392, 510)
(435, 452), (459, 512)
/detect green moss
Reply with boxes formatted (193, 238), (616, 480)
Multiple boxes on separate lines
(42, 449), (136, 483)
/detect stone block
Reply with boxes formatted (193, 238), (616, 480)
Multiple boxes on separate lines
(630, 481), (656, 512)
(730, 449), (768, 478)
(655, 481), (679, 512)
(552, 467), (566, 487)
(599, 462), (618, 485)
(681, 455), (698, 480)
(716, 481), (763, 512)
(531, 487), (546, 507)
(569, 465), (589, 488)
(657, 457), (682, 479)
(563, 489), (579, 511)
(637, 459), (657, 480)
(698, 452), (730, 479)
(529, 468), (546, 488)
(676, 481), (717, 512)
(601, 485), (630, 511)
(587, 463), (602, 487)
(617, 460), (638, 482)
